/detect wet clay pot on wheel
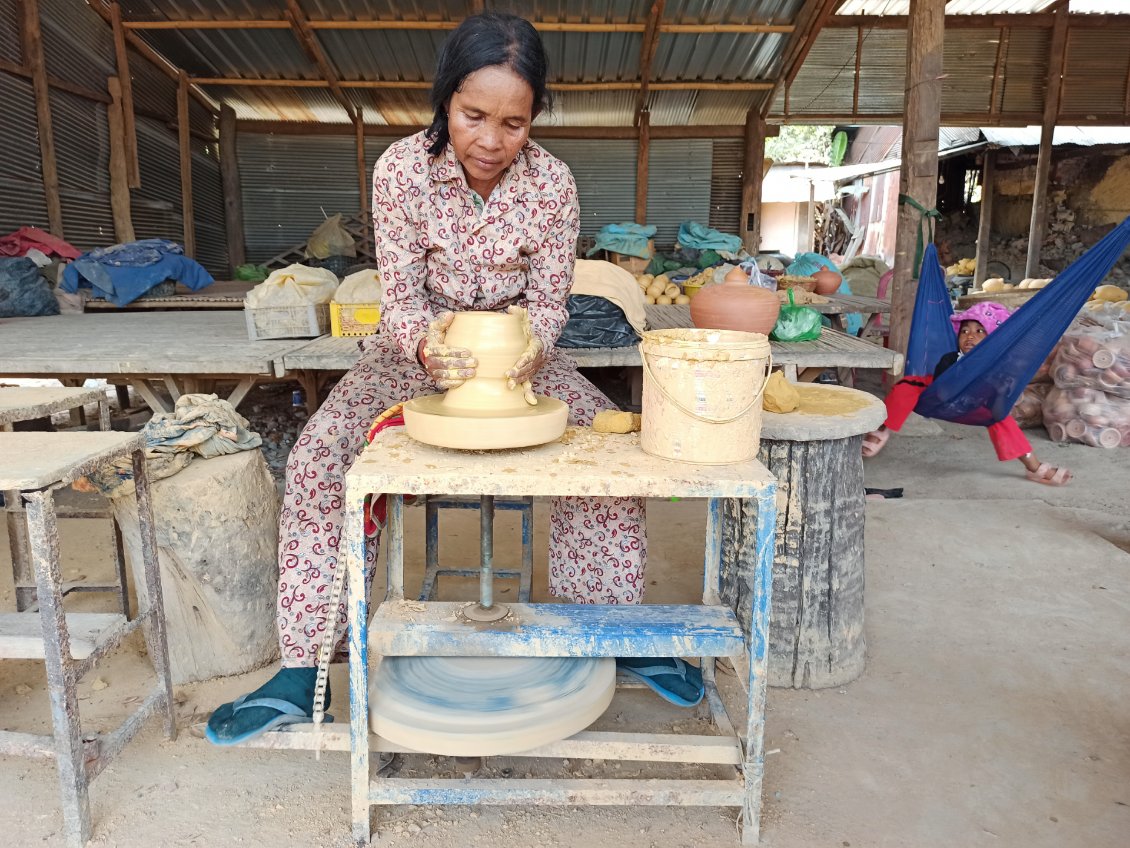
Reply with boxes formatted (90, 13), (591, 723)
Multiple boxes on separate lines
(690, 266), (780, 335)
(812, 267), (842, 295)
(403, 311), (568, 450)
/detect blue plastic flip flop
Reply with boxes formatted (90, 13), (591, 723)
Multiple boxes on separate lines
(616, 657), (704, 707)
(204, 695), (332, 747)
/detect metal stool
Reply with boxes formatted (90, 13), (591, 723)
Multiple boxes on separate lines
(0, 387), (129, 617)
(418, 495), (534, 603)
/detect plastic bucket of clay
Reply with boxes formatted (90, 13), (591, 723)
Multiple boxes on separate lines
(639, 328), (772, 464)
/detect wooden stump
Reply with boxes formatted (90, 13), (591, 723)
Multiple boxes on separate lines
(721, 386), (883, 689)
(112, 450), (280, 684)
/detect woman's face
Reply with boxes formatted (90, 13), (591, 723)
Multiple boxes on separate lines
(446, 65), (535, 198)
(957, 320), (988, 354)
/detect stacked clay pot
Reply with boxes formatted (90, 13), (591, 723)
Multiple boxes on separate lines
(1042, 386), (1130, 448)
(1010, 383), (1052, 429)
(811, 267), (842, 296)
(690, 266), (780, 335)
(1049, 326), (1130, 399)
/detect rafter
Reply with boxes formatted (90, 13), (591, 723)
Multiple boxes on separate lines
(283, 0), (355, 121)
(122, 19), (795, 34)
(635, 0), (667, 124)
(189, 77), (774, 92)
(761, 0), (839, 119)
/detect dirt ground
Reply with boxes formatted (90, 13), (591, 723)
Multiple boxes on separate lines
(2, 411), (1128, 848)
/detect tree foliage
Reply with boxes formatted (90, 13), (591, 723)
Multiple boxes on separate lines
(765, 125), (835, 165)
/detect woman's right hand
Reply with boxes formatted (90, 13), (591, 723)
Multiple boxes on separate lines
(418, 311), (477, 389)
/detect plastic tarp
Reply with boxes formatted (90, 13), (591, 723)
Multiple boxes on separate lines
(556, 295), (640, 349)
(585, 223), (656, 259)
(914, 217), (1130, 426)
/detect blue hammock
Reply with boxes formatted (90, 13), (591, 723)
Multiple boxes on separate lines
(907, 216), (1130, 427)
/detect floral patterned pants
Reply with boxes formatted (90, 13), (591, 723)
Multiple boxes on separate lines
(277, 337), (647, 666)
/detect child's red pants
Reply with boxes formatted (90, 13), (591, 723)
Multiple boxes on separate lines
(883, 375), (1031, 462)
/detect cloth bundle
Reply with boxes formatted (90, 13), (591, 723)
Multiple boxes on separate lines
(245, 264), (339, 308)
(0, 256), (59, 318)
(60, 239), (214, 306)
(586, 223), (656, 259)
(80, 394), (262, 497)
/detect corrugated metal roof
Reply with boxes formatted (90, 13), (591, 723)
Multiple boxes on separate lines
(537, 90), (636, 126)
(835, 1), (1123, 13)
(982, 126), (1130, 146)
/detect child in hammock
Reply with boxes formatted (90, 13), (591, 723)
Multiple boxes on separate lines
(862, 301), (1072, 486)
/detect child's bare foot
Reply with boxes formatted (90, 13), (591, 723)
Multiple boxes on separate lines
(862, 427), (890, 458)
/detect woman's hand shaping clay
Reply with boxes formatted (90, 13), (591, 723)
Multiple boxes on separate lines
(504, 305), (545, 405)
(419, 311), (478, 389)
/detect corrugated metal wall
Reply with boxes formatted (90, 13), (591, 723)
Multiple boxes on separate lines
(710, 139), (743, 236)
(536, 139), (638, 241)
(0, 73), (51, 235)
(646, 140), (713, 247)
(238, 133), (394, 262)
(1, 0), (227, 275)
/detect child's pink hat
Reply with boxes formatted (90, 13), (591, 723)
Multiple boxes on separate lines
(950, 301), (1012, 335)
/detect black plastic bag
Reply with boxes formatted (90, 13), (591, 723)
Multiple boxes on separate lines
(556, 294), (640, 349)
(769, 289), (822, 342)
(0, 257), (59, 318)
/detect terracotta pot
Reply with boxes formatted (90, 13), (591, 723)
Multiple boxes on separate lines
(690, 266), (780, 335)
(812, 267), (842, 295)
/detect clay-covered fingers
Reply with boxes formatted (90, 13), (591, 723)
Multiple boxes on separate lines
(861, 428), (890, 458)
(421, 311), (477, 388)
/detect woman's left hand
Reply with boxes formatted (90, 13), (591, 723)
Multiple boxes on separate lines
(505, 305), (545, 405)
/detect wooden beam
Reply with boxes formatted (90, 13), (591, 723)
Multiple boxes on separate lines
(124, 19), (796, 34)
(1025, 5), (1068, 278)
(177, 72), (196, 257)
(890, 0), (945, 358)
(852, 26), (863, 115)
(0, 57), (110, 104)
(109, 3), (140, 187)
(234, 120), (747, 139)
(740, 111), (766, 255)
(973, 149), (996, 286)
(191, 77), (774, 92)
(106, 76), (135, 243)
(219, 104), (245, 272)
(762, 0), (839, 119)
(635, 110), (650, 224)
(989, 27), (1009, 120)
(22, 0), (63, 237)
(355, 107), (370, 257)
(285, 0), (354, 120)
(635, 0), (667, 122)
(86, 1), (217, 114)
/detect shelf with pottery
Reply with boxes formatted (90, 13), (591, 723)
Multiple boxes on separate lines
(337, 425), (778, 846)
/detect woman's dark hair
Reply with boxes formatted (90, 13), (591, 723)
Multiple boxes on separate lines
(426, 12), (552, 156)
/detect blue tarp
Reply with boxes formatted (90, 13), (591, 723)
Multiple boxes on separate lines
(677, 221), (742, 254)
(61, 239), (213, 306)
(585, 223), (657, 259)
(912, 217), (1130, 426)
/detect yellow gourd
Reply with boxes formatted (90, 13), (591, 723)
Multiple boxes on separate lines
(1093, 284), (1128, 303)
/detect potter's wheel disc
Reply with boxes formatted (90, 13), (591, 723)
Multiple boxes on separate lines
(403, 393), (569, 450)
(369, 656), (616, 756)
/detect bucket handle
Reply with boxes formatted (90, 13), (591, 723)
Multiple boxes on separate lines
(640, 349), (774, 425)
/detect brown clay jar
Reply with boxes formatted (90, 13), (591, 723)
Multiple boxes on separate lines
(812, 267), (842, 295)
(690, 266), (781, 335)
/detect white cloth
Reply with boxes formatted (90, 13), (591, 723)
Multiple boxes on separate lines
(245, 264), (338, 308)
(570, 259), (647, 334)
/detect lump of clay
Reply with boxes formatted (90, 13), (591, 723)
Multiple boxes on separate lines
(593, 410), (642, 433)
(762, 371), (800, 413)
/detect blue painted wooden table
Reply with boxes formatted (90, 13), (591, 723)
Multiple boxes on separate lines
(339, 427), (777, 845)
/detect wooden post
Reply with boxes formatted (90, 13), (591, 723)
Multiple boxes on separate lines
(740, 111), (766, 254)
(110, 3), (140, 188)
(107, 77), (135, 243)
(355, 106), (370, 258)
(22, 0), (63, 237)
(635, 110), (650, 224)
(219, 104), (245, 272)
(1025, 7), (1068, 279)
(890, 0), (945, 357)
(177, 72), (196, 257)
(973, 149), (996, 286)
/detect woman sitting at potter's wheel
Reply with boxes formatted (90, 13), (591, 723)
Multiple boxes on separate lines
(207, 13), (700, 746)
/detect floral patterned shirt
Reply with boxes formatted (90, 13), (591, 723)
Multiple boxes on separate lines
(371, 131), (581, 361)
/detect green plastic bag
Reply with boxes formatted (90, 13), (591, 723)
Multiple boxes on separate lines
(235, 263), (269, 282)
(770, 289), (823, 341)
